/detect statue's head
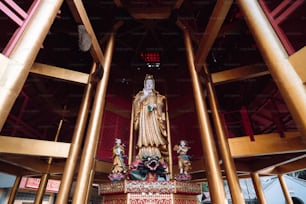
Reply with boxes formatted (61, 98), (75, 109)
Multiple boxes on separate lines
(180, 140), (187, 146)
(144, 74), (155, 91)
(115, 138), (121, 145)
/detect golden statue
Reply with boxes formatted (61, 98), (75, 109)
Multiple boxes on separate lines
(133, 74), (168, 161)
(128, 74), (170, 180)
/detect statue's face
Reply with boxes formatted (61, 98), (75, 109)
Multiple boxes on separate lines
(115, 139), (121, 144)
(180, 140), (186, 146)
(145, 79), (154, 91)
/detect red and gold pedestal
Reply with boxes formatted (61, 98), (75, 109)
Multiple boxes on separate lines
(100, 180), (201, 204)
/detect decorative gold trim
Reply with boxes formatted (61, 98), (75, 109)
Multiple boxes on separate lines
(100, 181), (201, 195)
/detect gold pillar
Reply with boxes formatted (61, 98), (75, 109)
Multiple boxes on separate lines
(178, 22), (228, 204)
(251, 173), (266, 204)
(204, 65), (245, 204)
(55, 63), (96, 204)
(278, 174), (293, 204)
(0, 0), (63, 130)
(85, 169), (95, 203)
(34, 173), (49, 204)
(128, 104), (134, 166)
(8, 176), (21, 204)
(34, 119), (63, 204)
(72, 32), (115, 204)
(237, 0), (306, 140)
(165, 100), (173, 179)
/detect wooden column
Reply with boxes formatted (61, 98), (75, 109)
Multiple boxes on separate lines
(204, 65), (245, 204)
(278, 174), (293, 204)
(178, 21), (228, 204)
(7, 176), (21, 204)
(0, 0), (63, 130)
(34, 119), (63, 204)
(251, 173), (266, 204)
(34, 173), (49, 204)
(237, 0), (306, 140)
(72, 32), (115, 204)
(55, 63), (96, 204)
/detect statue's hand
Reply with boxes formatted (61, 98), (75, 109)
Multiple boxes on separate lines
(140, 92), (148, 101)
(147, 104), (156, 112)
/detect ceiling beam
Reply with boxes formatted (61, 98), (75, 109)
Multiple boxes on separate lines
(0, 160), (35, 176)
(0, 156), (48, 174)
(252, 153), (305, 173)
(1, 156), (68, 175)
(0, 136), (70, 158)
(113, 0), (184, 19)
(232, 159), (253, 173)
(271, 157), (306, 174)
(288, 46), (306, 83)
(194, 0), (233, 71)
(211, 63), (269, 85)
(66, 0), (105, 66)
(229, 131), (306, 158)
(31, 63), (89, 84)
(128, 7), (172, 20)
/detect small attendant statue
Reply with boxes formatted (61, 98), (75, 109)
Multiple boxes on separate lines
(173, 140), (192, 181)
(109, 138), (126, 181)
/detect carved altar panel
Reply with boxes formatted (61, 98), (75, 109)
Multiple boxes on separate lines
(173, 194), (199, 204)
(103, 194), (127, 204)
(128, 193), (172, 204)
(100, 180), (201, 204)
(102, 193), (199, 204)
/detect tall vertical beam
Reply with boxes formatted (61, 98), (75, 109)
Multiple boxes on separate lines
(7, 176), (21, 204)
(34, 119), (63, 204)
(128, 104), (134, 166)
(204, 65), (245, 204)
(237, 0), (306, 141)
(178, 21), (228, 204)
(278, 174), (293, 204)
(0, 0), (64, 130)
(165, 100), (173, 179)
(251, 173), (266, 204)
(72, 32), (115, 204)
(55, 63), (95, 204)
(34, 173), (49, 204)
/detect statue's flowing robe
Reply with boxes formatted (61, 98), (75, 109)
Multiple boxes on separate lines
(112, 145), (125, 173)
(133, 90), (167, 149)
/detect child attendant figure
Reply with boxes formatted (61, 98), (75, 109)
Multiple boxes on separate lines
(173, 140), (192, 181)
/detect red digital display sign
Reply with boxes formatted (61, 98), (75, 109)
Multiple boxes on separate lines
(140, 52), (160, 63)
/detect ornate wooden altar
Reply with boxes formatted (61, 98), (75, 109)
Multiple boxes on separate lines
(100, 180), (201, 204)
